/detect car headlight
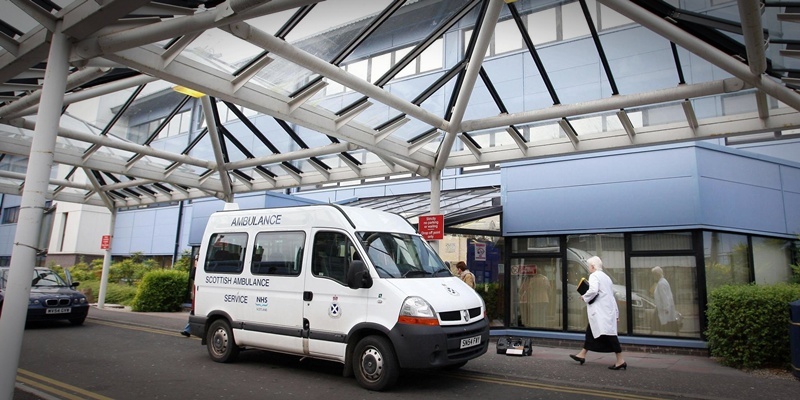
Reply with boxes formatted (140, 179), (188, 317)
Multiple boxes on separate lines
(30, 299), (40, 305)
(397, 296), (438, 326)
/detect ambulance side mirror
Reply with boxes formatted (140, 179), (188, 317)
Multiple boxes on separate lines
(347, 260), (373, 289)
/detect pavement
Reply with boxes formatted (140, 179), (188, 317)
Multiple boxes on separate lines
(14, 305), (800, 399)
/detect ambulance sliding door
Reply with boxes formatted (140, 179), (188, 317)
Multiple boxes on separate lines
(237, 231), (306, 354)
(303, 230), (370, 359)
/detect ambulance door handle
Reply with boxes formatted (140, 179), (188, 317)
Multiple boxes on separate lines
(303, 291), (313, 301)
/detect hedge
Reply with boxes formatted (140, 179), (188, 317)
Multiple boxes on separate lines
(130, 270), (189, 312)
(706, 283), (800, 369)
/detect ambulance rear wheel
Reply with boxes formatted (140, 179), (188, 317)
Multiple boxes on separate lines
(353, 335), (399, 391)
(207, 319), (239, 363)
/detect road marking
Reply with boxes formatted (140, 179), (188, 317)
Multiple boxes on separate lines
(15, 321), (192, 400)
(58, 319), (662, 399)
(89, 319), (197, 338)
(17, 369), (113, 400)
(445, 371), (666, 400)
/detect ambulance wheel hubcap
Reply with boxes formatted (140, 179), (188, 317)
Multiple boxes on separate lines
(361, 347), (383, 380)
(212, 328), (229, 355)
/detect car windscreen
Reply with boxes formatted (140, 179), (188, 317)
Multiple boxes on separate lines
(31, 269), (68, 287)
(357, 231), (451, 279)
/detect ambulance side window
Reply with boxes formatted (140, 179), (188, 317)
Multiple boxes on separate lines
(312, 231), (359, 285)
(251, 231), (305, 276)
(204, 233), (247, 273)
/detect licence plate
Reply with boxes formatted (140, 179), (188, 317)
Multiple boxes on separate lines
(45, 307), (71, 314)
(460, 335), (481, 349)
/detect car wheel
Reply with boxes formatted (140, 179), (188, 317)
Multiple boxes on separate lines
(353, 335), (399, 391)
(206, 319), (239, 363)
(69, 316), (86, 326)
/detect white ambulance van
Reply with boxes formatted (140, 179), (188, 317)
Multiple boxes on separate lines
(189, 203), (489, 391)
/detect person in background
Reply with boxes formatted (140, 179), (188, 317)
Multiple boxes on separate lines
(180, 255), (198, 337)
(651, 266), (680, 334)
(456, 261), (475, 289)
(569, 256), (627, 370)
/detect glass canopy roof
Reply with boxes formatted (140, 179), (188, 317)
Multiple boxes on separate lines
(2, 0), (800, 209)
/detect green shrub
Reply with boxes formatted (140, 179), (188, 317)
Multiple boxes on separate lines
(476, 282), (502, 322)
(130, 270), (189, 312)
(79, 280), (138, 306)
(110, 252), (158, 286)
(71, 258), (105, 282)
(173, 250), (193, 272)
(706, 283), (800, 369)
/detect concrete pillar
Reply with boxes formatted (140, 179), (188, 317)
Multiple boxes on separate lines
(97, 209), (116, 309)
(0, 23), (70, 400)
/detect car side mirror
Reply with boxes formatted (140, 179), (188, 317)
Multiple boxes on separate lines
(347, 260), (372, 289)
(71, 282), (80, 288)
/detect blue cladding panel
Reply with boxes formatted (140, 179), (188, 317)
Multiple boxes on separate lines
(503, 143), (800, 237)
(698, 177), (785, 233)
(696, 149), (782, 189)
(151, 208), (181, 254)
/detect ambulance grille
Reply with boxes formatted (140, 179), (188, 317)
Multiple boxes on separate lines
(439, 307), (481, 322)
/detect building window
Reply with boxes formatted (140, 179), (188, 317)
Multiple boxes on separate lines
(509, 237), (559, 330)
(566, 234), (625, 332)
(561, 1), (592, 41)
(2, 206), (19, 224)
(630, 256), (697, 337)
(527, 8), (557, 45)
(752, 236), (792, 285)
(704, 231), (750, 298)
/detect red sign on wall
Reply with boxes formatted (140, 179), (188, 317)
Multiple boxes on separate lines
(100, 235), (111, 250)
(418, 214), (444, 240)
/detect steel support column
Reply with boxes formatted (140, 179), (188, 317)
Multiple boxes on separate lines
(429, 172), (441, 254)
(435, 0), (503, 172)
(0, 23), (70, 400)
(201, 96), (234, 202)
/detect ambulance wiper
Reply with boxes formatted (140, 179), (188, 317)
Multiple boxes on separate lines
(402, 270), (429, 278)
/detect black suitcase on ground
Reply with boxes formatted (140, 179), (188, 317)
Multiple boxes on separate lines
(496, 336), (532, 356)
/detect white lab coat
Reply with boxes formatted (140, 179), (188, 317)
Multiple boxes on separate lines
(582, 270), (618, 338)
(654, 277), (678, 325)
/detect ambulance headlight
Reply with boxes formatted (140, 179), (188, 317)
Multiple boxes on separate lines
(398, 296), (438, 326)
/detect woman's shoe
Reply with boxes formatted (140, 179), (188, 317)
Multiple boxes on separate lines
(569, 354), (585, 365)
(608, 362), (627, 370)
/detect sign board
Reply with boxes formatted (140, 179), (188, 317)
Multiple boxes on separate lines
(100, 235), (111, 250)
(474, 242), (486, 261)
(418, 214), (444, 240)
(511, 264), (538, 276)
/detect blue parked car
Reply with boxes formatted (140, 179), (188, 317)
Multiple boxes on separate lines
(0, 267), (89, 325)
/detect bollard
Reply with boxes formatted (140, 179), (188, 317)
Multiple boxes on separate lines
(790, 300), (800, 379)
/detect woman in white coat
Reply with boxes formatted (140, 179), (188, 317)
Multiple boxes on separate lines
(651, 266), (679, 333)
(569, 256), (627, 370)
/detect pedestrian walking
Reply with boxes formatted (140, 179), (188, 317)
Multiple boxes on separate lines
(569, 256), (627, 370)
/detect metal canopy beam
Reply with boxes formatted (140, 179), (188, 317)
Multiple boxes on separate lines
(102, 44), (436, 168)
(462, 78), (746, 132)
(598, 0), (800, 112)
(448, 107), (800, 167)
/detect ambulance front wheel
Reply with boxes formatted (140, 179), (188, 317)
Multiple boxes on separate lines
(207, 319), (240, 363)
(353, 335), (399, 391)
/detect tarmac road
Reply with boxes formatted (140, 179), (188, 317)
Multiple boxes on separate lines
(12, 306), (799, 399)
